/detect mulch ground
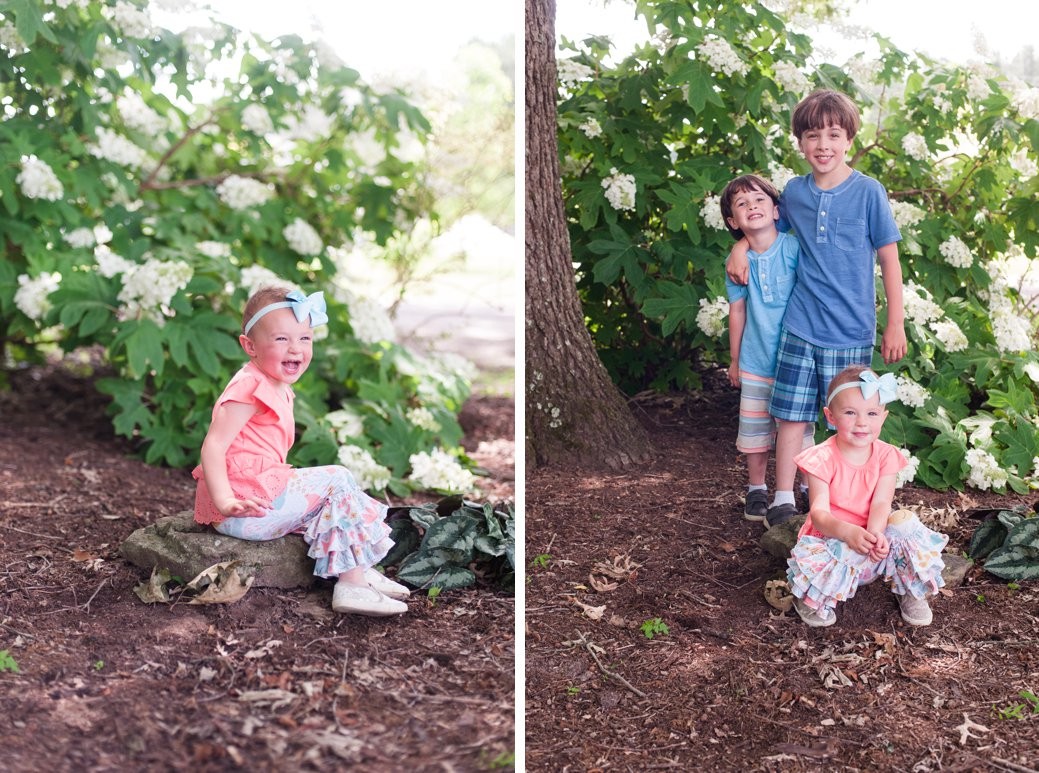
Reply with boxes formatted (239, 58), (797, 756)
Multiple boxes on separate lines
(525, 372), (1039, 772)
(0, 362), (515, 771)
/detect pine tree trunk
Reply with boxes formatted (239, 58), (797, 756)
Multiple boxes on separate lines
(524, 0), (655, 470)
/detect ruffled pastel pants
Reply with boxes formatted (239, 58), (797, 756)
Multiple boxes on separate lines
(215, 465), (393, 578)
(787, 509), (948, 615)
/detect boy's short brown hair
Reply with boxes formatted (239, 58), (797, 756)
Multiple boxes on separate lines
(792, 89), (860, 141)
(719, 174), (780, 239)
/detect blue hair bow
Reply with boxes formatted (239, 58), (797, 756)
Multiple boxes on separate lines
(243, 290), (328, 335)
(859, 370), (898, 404)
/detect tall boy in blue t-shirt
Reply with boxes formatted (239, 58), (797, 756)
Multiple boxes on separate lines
(727, 89), (907, 529)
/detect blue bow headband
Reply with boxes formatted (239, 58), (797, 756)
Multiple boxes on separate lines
(826, 370), (898, 407)
(243, 290), (328, 335)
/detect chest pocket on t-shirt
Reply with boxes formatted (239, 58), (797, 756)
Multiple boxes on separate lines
(835, 218), (866, 251)
(763, 272), (795, 307)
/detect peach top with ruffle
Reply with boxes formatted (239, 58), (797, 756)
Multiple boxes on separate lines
(192, 362), (295, 525)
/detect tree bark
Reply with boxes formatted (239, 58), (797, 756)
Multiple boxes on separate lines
(524, 0), (655, 470)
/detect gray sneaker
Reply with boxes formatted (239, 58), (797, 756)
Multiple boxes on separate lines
(794, 597), (836, 627)
(896, 592), (933, 626)
(743, 489), (769, 521)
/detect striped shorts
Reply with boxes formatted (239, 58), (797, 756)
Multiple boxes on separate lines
(769, 331), (874, 423)
(737, 372), (815, 454)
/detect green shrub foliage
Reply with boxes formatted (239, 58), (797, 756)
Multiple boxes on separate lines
(556, 0), (1039, 494)
(969, 509), (1039, 581)
(0, 1), (475, 496)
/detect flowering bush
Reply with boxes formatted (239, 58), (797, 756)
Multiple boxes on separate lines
(557, 0), (1039, 493)
(0, 0), (478, 498)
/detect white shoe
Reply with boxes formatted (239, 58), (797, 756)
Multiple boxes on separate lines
(332, 582), (407, 616)
(793, 597), (836, 628)
(896, 592), (933, 626)
(364, 567), (411, 600)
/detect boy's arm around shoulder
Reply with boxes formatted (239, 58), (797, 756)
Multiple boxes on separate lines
(725, 236), (750, 285)
(877, 242), (907, 364)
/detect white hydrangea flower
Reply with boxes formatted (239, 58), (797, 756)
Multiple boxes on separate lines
(283, 104), (334, 143)
(1009, 149), (1038, 179)
(240, 265), (289, 298)
(772, 61), (809, 94)
(601, 168), (636, 212)
(767, 162), (796, 193)
(17, 155), (63, 201)
(901, 132), (929, 162)
(216, 175), (274, 209)
(89, 126), (149, 168)
(337, 445), (391, 492)
(696, 36), (748, 77)
(14, 272), (61, 320)
(283, 217), (324, 256)
(695, 296), (729, 338)
(64, 227), (96, 249)
(406, 407), (440, 433)
(990, 302), (1032, 353)
(895, 447), (919, 488)
(117, 258), (192, 320)
(580, 117), (602, 138)
(117, 92), (166, 136)
(889, 200), (926, 230)
(408, 448), (477, 494)
(0, 21), (27, 55)
(196, 241), (231, 259)
(342, 289), (395, 345)
(106, 1), (154, 38)
(557, 58), (594, 85)
(242, 103), (274, 135)
(903, 282), (944, 326)
(895, 376), (929, 408)
(700, 194), (727, 231)
(966, 72), (993, 101)
(94, 244), (134, 278)
(1024, 362), (1039, 383)
(931, 318), (968, 352)
(325, 408), (366, 443)
(350, 127), (386, 173)
(1009, 81), (1039, 121)
(938, 235), (973, 269)
(965, 447), (1008, 491)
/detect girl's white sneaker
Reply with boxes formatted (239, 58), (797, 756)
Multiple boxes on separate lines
(332, 582), (407, 616)
(364, 568), (411, 600)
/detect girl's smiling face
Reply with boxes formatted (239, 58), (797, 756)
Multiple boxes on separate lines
(823, 387), (888, 453)
(239, 307), (314, 385)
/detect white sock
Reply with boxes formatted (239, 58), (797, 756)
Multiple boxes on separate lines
(771, 490), (795, 508)
(748, 484), (767, 493)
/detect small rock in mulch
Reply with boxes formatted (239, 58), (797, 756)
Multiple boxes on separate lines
(120, 511), (314, 588)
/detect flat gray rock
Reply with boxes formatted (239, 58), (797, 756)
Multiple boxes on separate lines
(120, 511), (315, 589)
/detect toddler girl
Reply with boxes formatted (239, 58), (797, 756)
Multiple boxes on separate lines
(786, 365), (947, 627)
(193, 285), (409, 616)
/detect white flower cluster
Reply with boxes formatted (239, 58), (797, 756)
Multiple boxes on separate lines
(601, 168), (636, 212)
(580, 117), (602, 138)
(350, 128), (385, 173)
(406, 407), (440, 433)
(326, 408), (365, 443)
(242, 103), (274, 135)
(695, 296), (729, 338)
(283, 217), (323, 256)
(216, 175), (273, 210)
(408, 448), (476, 494)
(767, 162), (796, 193)
(939, 235), (973, 269)
(64, 227), (97, 249)
(889, 200), (926, 230)
(700, 194), (727, 231)
(1009, 149), (1038, 180)
(901, 132), (930, 162)
(196, 241), (231, 259)
(283, 104), (334, 143)
(696, 36), (748, 77)
(0, 21), (26, 55)
(932, 319), (969, 352)
(341, 289), (396, 345)
(117, 92), (166, 137)
(1025, 362), (1039, 384)
(1009, 81), (1039, 121)
(895, 376), (930, 408)
(117, 258), (192, 321)
(14, 272), (61, 320)
(772, 61), (809, 94)
(903, 282), (944, 326)
(337, 445), (391, 491)
(106, 1), (154, 39)
(966, 71), (993, 102)
(965, 447), (1008, 491)
(895, 447), (919, 488)
(240, 265), (289, 298)
(989, 299), (1032, 353)
(89, 126), (148, 168)
(557, 58), (594, 85)
(94, 244), (134, 277)
(17, 155), (63, 201)
(846, 56), (882, 87)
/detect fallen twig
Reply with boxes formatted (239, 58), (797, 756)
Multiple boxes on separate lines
(572, 630), (648, 699)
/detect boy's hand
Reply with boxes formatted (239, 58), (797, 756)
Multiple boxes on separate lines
(881, 324), (907, 364)
(725, 253), (749, 285)
(727, 362), (740, 387)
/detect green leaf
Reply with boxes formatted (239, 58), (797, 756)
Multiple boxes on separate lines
(984, 545), (1039, 581)
(968, 519), (1008, 561)
(396, 553), (476, 590)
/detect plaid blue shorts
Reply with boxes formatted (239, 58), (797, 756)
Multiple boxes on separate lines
(769, 331), (874, 423)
